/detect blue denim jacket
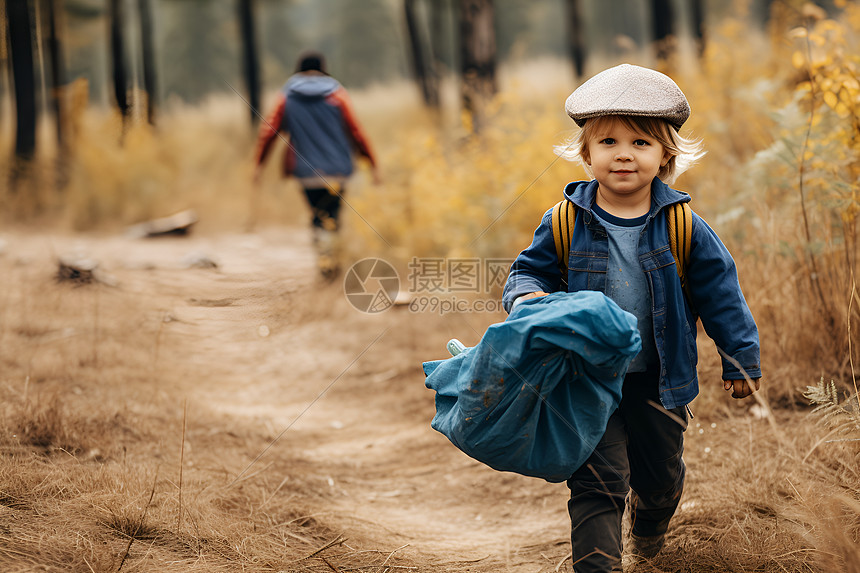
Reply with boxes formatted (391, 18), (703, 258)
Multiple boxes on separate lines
(502, 179), (761, 409)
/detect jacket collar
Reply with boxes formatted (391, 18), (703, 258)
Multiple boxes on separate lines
(563, 178), (691, 218)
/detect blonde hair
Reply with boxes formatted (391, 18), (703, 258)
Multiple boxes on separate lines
(554, 115), (705, 185)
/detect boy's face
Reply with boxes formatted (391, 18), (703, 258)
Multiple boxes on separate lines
(585, 117), (671, 202)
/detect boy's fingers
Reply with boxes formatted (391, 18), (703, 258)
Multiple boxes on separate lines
(734, 380), (756, 398)
(724, 378), (761, 398)
(724, 379), (748, 398)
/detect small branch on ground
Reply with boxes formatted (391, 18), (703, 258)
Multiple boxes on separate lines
(379, 543), (409, 571)
(177, 399), (187, 534)
(556, 552), (572, 572)
(117, 469), (159, 571)
(304, 534), (346, 559)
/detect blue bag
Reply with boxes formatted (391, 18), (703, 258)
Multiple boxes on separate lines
(423, 291), (641, 482)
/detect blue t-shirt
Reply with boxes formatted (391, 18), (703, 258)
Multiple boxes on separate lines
(592, 204), (658, 373)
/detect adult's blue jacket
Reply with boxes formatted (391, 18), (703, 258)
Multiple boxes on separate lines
(502, 179), (761, 410)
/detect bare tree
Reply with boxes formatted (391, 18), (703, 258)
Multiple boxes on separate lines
(564, 0), (585, 80)
(404, 0), (440, 108)
(458, 0), (496, 130)
(6, 0), (37, 168)
(429, 0), (449, 74)
(139, 0), (158, 125)
(237, 0), (260, 125)
(691, 0), (705, 56)
(651, 0), (675, 62)
(109, 0), (130, 129)
(46, 0), (66, 147)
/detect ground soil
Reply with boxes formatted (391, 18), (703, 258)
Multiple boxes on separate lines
(0, 226), (757, 572)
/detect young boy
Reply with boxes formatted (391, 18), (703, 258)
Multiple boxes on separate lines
(502, 64), (762, 572)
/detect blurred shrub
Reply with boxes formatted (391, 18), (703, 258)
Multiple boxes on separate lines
(733, 2), (860, 396)
(347, 89), (583, 263)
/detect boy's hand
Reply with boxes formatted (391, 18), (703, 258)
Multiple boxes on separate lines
(724, 378), (760, 399)
(519, 291), (549, 301)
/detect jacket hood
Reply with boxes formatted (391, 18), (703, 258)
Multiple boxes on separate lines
(283, 74), (341, 99)
(562, 178), (691, 216)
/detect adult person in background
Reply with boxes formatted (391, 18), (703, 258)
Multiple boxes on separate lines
(254, 50), (380, 280)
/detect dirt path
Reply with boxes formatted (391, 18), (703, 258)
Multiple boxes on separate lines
(6, 227), (575, 571)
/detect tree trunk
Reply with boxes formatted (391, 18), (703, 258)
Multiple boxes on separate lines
(46, 0), (65, 147)
(138, 0), (157, 125)
(564, 0), (585, 80)
(429, 0), (448, 71)
(45, 0), (71, 189)
(7, 0), (37, 163)
(650, 0), (675, 62)
(429, 0), (452, 96)
(404, 0), (439, 108)
(458, 0), (496, 131)
(237, 0), (260, 125)
(691, 0), (705, 56)
(109, 0), (130, 128)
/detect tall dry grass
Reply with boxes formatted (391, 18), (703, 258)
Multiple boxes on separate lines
(659, 406), (860, 573)
(0, 399), (406, 572)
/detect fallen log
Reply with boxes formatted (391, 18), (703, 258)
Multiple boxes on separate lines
(127, 209), (198, 238)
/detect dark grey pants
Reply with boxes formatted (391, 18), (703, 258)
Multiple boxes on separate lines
(566, 370), (687, 573)
(303, 185), (343, 230)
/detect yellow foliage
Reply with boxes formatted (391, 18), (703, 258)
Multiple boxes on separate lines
(346, 89), (581, 263)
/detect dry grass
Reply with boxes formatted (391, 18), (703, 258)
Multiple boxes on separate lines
(0, 440), (399, 572)
(0, 402), (416, 573)
(659, 410), (860, 572)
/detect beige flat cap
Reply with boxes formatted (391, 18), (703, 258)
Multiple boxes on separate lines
(565, 64), (690, 129)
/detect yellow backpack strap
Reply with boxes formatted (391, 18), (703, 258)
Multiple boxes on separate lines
(551, 199), (576, 290)
(666, 202), (693, 293)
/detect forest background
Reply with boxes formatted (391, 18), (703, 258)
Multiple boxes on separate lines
(1, 0), (859, 572)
